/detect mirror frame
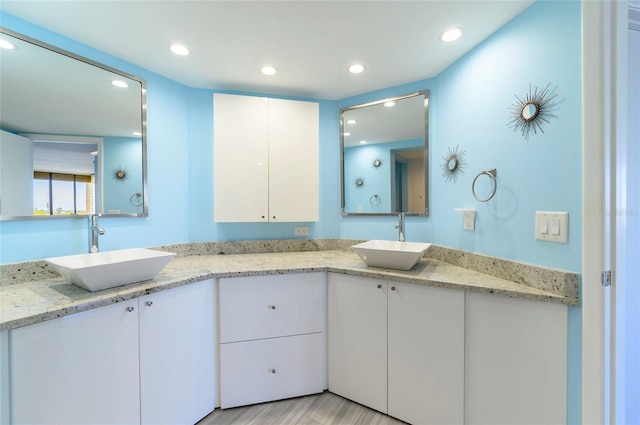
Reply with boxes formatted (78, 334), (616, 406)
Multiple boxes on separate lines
(0, 27), (148, 221)
(340, 90), (429, 217)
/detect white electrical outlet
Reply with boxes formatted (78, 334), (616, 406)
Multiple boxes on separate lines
(463, 210), (476, 231)
(294, 226), (309, 236)
(535, 211), (568, 243)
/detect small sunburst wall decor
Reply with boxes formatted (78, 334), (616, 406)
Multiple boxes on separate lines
(353, 177), (365, 188)
(112, 166), (129, 183)
(372, 158), (383, 169)
(507, 83), (559, 141)
(441, 145), (467, 183)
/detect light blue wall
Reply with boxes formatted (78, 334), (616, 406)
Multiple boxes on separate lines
(0, 2), (582, 422)
(102, 136), (143, 214)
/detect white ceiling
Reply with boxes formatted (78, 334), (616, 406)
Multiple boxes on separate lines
(0, 0), (535, 100)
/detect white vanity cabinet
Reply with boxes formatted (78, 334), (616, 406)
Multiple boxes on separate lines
(9, 279), (216, 425)
(213, 93), (319, 223)
(219, 272), (325, 408)
(465, 291), (567, 425)
(138, 279), (216, 425)
(10, 299), (141, 425)
(328, 273), (465, 425)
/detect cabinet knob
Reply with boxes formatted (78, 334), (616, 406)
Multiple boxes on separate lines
(391, 286), (396, 291)
(262, 215), (265, 219)
(272, 216), (276, 219)
(126, 306), (135, 312)
(269, 368), (276, 374)
(377, 284), (382, 289)
(268, 305), (276, 310)
(145, 301), (153, 307)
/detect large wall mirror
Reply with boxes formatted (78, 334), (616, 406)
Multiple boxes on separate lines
(340, 90), (429, 216)
(0, 28), (147, 221)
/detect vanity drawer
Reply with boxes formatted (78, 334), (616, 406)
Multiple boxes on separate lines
(220, 333), (324, 408)
(219, 272), (325, 343)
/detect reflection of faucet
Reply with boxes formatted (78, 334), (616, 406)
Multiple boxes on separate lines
(89, 215), (105, 253)
(394, 212), (406, 242)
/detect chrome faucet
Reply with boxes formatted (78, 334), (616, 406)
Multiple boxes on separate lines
(394, 212), (406, 242)
(89, 214), (105, 253)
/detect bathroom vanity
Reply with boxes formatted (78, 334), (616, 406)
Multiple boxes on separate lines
(0, 241), (578, 425)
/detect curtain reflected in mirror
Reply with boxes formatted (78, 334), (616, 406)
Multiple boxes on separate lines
(0, 28), (147, 220)
(340, 90), (429, 216)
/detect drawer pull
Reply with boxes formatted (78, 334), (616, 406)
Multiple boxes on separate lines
(377, 284), (382, 289)
(391, 286), (396, 291)
(268, 305), (276, 310)
(145, 301), (153, 307)
(126, 306), (135, 312)
(269, 368), (276, 374)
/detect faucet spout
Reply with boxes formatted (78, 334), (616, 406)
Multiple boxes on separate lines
(89, 215), (105, 253)
(394, 212), (406, 242)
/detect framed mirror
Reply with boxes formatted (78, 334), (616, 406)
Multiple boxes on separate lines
(0, 28), (147, 221)
(340, 90), (429, 216)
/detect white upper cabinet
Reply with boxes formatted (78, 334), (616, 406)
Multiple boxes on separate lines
(0, 131), (33, 216)
(213, 93), (319, 222)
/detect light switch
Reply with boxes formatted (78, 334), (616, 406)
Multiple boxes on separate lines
(539, 218), (549, 234)
(535, 211), (569, 243)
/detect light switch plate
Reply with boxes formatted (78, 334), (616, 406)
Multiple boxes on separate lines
(535, 211), (568, 243)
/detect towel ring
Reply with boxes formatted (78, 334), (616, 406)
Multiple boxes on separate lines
(370, 194), (381, 206)
(472, 169), (497, 202)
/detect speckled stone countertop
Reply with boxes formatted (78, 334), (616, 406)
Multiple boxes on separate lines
(0, 240), (580, 331)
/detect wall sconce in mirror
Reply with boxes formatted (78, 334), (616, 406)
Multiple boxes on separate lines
(508, 83), (559, 141)
(441, 145), (466, 183)
(340, 90), (429, 216)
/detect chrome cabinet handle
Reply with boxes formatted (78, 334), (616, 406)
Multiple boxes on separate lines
(269, 368), (276, 374)
(391, 286), (396, 291)
(268, 305), (276, 310)
(126, 306), (135, 312)
(145, 301), (153, 307)
(377, 284), (382, 289)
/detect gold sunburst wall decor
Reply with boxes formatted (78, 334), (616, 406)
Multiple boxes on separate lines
(441, 145), (467, 183)
(353, 177), (365, 188)
(508, 83), (559, 141)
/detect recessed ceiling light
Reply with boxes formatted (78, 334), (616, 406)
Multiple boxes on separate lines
(0, 38), (15, 50)
(170, 43), (190, 56)
(261, 66), (277, 76)
(346, 119), (356, 125)
(359, 140), (367, 144)
(111, 80), (129, 88)
(348, 64), (365, 74)
(343, 132), (351, 136)
(384, 101), (396, 107)
(132, 131), (142, 136)
(440, 28), (463, 42)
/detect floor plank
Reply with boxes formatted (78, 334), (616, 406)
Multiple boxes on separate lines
(197, 391), (406, 425)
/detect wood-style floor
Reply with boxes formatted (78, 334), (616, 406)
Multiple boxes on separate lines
(197, 391), (407, 425)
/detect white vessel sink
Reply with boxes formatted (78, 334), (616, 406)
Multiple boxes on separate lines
(45, 248), (176, 292)
(352, 240), (431, 271)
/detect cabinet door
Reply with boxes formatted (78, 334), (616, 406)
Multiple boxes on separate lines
(268, 98), (319, 222)
(0, 131), (33, 216)
(465, 292), (567, 425)
(10, 299), (140, 425)
(387, 282), (465, 425)
(220, 333), (324, 408)
(139, 280), (216, 425)
(219, 272), (325, 343)
(213, 93), (269, 222)
(328, 273), (387, 413)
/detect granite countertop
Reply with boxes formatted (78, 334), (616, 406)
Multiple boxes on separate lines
(0, 243), (580, 332)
